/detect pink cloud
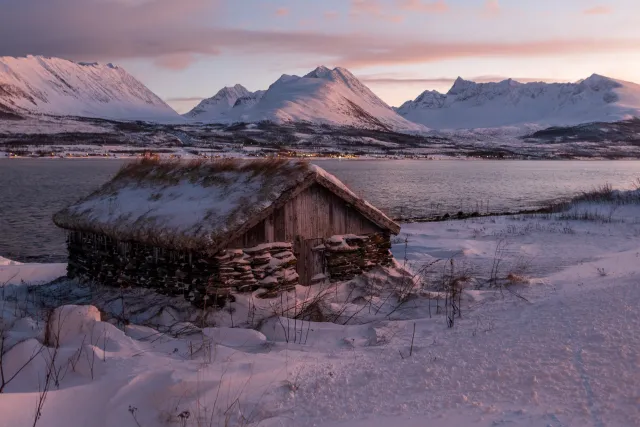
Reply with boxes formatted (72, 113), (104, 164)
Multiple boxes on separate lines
(324, 10), (339, 20)
(275, 7), (290, 16)
(350, 0), (384, 17)
(583, 5), (613, 15)
(154, 53), (201, 70)
(484, 0), (500, 16)
(395, 0), (449, 13)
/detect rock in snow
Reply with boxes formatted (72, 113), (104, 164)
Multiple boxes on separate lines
(185, 66), (425, 133)
(396, 74), (640, 129)
(0, 56), (181, 122)
(46, 305), (101, 347)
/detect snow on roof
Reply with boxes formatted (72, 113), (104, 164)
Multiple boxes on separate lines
(53, 159), (400, 252)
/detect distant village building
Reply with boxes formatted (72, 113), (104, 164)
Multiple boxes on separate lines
(53, 159), (400, 306)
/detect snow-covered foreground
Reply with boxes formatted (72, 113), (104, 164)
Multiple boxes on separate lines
(1, 200), (640, 427)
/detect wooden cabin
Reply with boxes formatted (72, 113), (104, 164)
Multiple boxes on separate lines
(53, 159), (400, 306)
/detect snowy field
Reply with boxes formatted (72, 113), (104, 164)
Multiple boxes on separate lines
(1, 197), (640, 427)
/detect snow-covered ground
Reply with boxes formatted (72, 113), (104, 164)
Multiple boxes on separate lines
(1, 197), (640, 427)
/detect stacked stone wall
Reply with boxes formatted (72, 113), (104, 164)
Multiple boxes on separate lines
(324, 233), (393, 282)
(66, 231), (298, 307)
(66, 231), (394, 306)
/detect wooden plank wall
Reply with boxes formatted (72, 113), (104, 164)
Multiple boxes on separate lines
(229, 183), (384, 284)
(282, 183), (382, 240)
(230, 184), (382, 248)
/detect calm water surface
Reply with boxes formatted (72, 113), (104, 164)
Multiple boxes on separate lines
(2, 159), (640, 262)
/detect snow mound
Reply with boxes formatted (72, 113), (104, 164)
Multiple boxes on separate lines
(203, 327), (267, 348)
(397, 73), (640, 129)
(0, 260), (66, 286)
(0, 56), (181, 122)
(186, 66), (425, 133)
(46, 305), (101, 347)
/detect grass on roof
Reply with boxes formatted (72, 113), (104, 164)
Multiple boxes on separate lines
(113, 157), (311, 187)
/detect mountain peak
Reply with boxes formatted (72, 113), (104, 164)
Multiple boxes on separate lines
(304, 66), (332, 79)
(185, 84), (255, 118)
(580, 73), (622, 91)
(217, 84), (249, 95)
(447, 77), (475, 95)
(207, 84), (252, 104)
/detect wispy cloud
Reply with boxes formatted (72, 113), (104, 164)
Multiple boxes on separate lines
(349, 0), (404, 22)
(359, 74), (569, 85)
(583, 5), (613, 15)
(338, 39), (640, 68)
(350, 0), (384, 17)
(165, 96), (206, 102)
(275, 7), (290, 16)
(395, 0), (449, 13)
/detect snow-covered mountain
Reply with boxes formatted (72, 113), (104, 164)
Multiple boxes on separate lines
(0, 56), (180, 122)
(186, 66), (424, 132)
(397, 74), (640, 129)
(185, 85), (266, 120)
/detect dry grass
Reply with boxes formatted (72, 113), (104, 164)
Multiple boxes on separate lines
(113, 158), (310, 187)
(572, 183), (615, 203)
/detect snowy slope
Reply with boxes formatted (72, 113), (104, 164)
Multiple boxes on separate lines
(190, 66), (425, 132)
(397, 74), (640, 129)
(0, 56), (181, 122)
(184, 84), (265, 120)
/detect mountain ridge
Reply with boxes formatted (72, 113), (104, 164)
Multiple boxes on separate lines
(397, 74), (640, 129)
(0, 55), (181, 122)
(185, 66), (425, 132)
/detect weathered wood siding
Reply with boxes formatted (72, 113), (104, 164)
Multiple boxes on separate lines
(229, 183), (383, 247)
(228, 184), (384, 284)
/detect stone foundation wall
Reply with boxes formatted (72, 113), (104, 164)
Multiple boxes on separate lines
(324, 233), (393, 282)
(66, 231), (298, 307)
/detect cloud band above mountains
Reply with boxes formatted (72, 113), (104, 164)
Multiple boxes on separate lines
(0, 0), (637, 69)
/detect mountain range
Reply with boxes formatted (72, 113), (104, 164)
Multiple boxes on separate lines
(397, 74), (640, 129)
(186, 66), (423, 132)
(2, 55), (640, 133)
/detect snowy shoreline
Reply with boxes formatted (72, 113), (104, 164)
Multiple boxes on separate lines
(3, 152), (640, 161)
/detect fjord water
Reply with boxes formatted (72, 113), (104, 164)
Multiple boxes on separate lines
(1, 159), (639, 262)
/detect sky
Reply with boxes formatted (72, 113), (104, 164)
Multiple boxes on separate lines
(1, 0), (639, 113)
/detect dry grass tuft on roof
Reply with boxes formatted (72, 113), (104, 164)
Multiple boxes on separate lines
(112, 157), (309, 187)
